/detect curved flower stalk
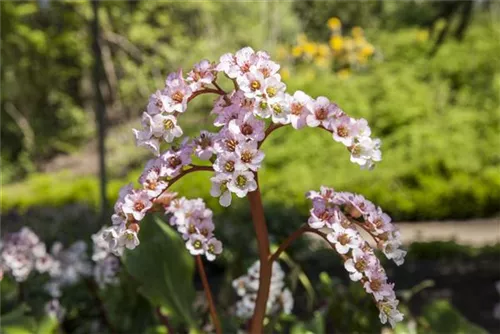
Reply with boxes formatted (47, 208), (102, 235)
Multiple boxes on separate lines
(306, 187), (406, 327)
(108, 46), (403, 333)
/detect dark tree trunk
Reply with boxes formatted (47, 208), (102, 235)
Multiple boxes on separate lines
(91, 0), (108, 220)
(455, 1), (473, 41)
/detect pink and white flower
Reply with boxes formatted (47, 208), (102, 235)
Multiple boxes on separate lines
(122, 190), (152, 222)
(227, 170), (257, 198)
(344, 248), (376, 281)
(238, 69), (265, 99)
(118, 230), (140, 250)
(160, 147), (192, 177)
(186, 234), (206, 256)
(228, 113), (265, 142)
(193, 131), (216, 160)
(210, 173), (232, 207)
(204, 238), (223, 261)
(331, 115), (357, 146)
(187, 59), (215, 91)
(150, 114), (183, 143)
(235, 141), (265, 171)
(378, 299), (404, 328)
(350, 137), (382, 169)
(213, 152), (243, 174)
(216, 53), (237, 78)
(306, 96), (336, 128)
(326, 225), (361, 254)
(164, 69), (192, 113)
(147, 90), (171, 115)
(269, 99), (290, 125)
(288, 91), (313, 129)
(141, 170), (168, 197)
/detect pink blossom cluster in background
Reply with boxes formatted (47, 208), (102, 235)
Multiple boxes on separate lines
(0, 227), (121, 322)
(306, 186), (406, 327)
(0, 227), (55, 282)
(232, 261), (293, 320)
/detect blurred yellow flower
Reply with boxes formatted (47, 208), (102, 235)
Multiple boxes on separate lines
(288, 17), (377, 77)
(352, 26), (364, 38)
(327, 17), (342, 30)
(303, 42), (318, 57)
(357, 53), (368, 64)
(317, 44), (330, 58)
(292, 45), (303, 57)
(337, 68), (351, 79)
(343, 37), (354, 51)
(360, 44), (375, 57)
(314, 56), (330, 68)
(416, 29), (429, 42)
(329, 35), (344, 52)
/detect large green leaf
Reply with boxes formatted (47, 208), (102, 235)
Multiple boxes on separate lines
(123, 215), (197, 328)
(0, 305), (36, 334)
(35, 316), (58, 334)
(419, 299), (487, 334)
(289, 311), (325, 334)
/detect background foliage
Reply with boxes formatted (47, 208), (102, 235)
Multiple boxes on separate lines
(1, 1), (499, 333)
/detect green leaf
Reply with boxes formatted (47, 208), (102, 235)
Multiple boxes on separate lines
(36, 316), (58, 334)
(280, 252), (315, 311)
(123, 215), (197, 328)
(0, 305), (36, 334)
(289, 311), (324, 334)
(420, 299), (487, 334)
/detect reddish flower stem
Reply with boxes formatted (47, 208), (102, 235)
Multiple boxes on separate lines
(187, 88), (225, 103)
(268, 225), (309, 263)
(247, 174), (272, 334)
(196, 255), (222, 334)
(212, 81), (227, 95)
(304, 227), (349, 261)
(165, 165), (213, 191)
(258, 123), (285, 149)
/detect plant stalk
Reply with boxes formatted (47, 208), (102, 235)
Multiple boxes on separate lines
(247, 175), (272, 333)
(196, 255), (222, 334)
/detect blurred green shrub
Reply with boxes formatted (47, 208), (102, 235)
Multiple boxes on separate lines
(1, 1), (300, 182)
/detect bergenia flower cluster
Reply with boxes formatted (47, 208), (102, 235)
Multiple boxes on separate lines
(0, 227), (55, 282)
(45, 298), (66, 322)
(166, 197), (223, 261)
(0, 227), (121, 326)
(106, 46), (403, 328)
(306, 186), (406, 327)
(107, 47), (383, 256)
(232, 261), (293, 319)
(44, 241), (92, 298)
(0, 226), (120, 325)
(92, 227), (121, 288)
